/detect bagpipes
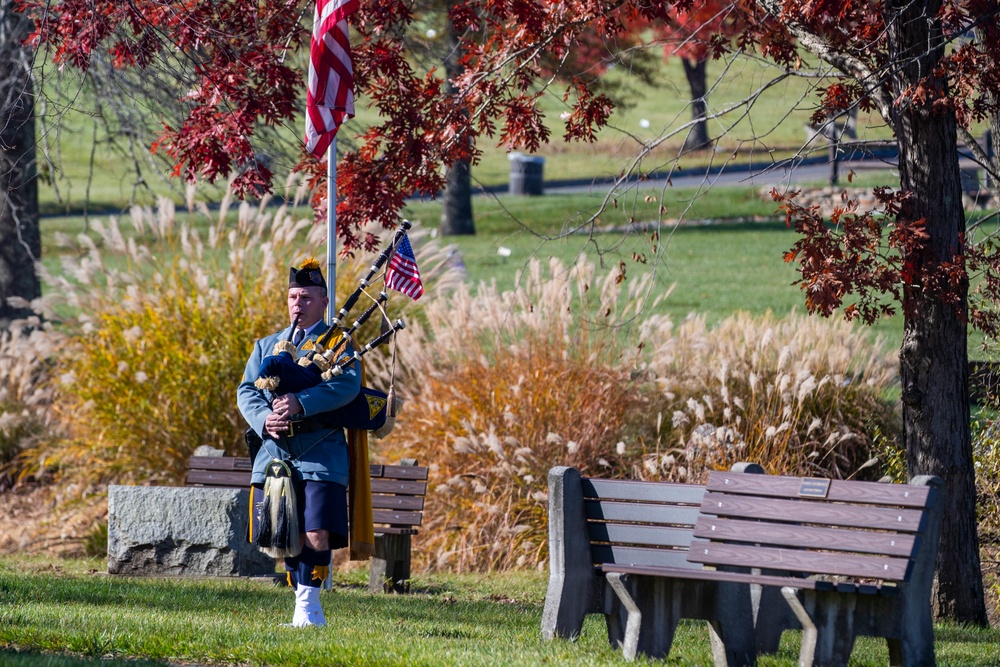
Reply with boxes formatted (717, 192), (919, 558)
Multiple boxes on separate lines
(252, 221), (416, 442)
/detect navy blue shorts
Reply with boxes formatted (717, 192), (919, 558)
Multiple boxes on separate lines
(249, 479), (348, 550)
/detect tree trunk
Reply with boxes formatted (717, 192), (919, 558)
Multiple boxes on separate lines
(681, 58), (711, 153)
(0, 0), (41, 328)
(439, 8), (475, 236)
(441, 159), (474, 235)
(889, 0), (988, 625)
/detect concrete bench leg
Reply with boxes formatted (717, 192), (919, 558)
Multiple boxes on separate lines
(886, 599), (935, 667)
(753, 581), (798, 653)
(708, 581), (757, 667)
(541, 466), (596, 640)
(605, 572), (679, 661)
(368, 533), (411, 593)
(781, 587), (857, 667)
(605, 574), (755, 666)
(887, 631), (936, 667)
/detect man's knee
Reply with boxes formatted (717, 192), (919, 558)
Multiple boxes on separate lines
(305, 529), (329, 551)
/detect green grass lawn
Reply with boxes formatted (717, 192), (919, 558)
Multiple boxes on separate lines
(1, 556), (998, 667)
(36, 51), (894, 214)
(401, 192), (908, 345)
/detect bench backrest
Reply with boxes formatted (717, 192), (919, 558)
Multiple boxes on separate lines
(369, 464), (428, 535)
(689, 471), (943, 586)
(581, 477), (707, 570)
(185, 456), (428, 533)
(186, 455), (253, 488)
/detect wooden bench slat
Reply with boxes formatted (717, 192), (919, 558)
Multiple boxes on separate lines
(585, 500), (702, 526)
(687, 540), (912, 582)
(582, 478), (706, 504)
(589, 522), (698, 549)
(699, 491), (926, 532)
(374, 526), (419, 535)
(590, 544), (696, 570)
(706, 471), (932, 508)
(371, 495), (424, 511)
(186, 470), (252, 487)
(601, 562), (833, 592)
(372, 509), (422, 526)
(372, 464), (429, 481)
(189, 456), (253, 471)
(693, 516), (917, 557)
(370, 479), (427, 496)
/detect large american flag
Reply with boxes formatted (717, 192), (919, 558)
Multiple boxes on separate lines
(385, 233), (424, 300)
(305, 0), (359, 159)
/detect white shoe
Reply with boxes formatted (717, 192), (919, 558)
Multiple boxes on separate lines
(290, 583), (326, 627)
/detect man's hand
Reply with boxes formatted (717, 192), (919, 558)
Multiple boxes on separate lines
(263, 394), (303, 438)
(272, 393), (303, 418)
(264, 411), (290, 438)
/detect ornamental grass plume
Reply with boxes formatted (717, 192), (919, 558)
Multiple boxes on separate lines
(637, 311), (899, 481)
(0, 314), (64, 490)
(22, 189), (308, 486)
(378, 256), (674, 572)
(378, 256), (900, 573)
(968, 416), (1000, 622)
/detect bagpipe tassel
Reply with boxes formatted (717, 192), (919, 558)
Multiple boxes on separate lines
(372, 392), (404, 440)
(386, 386), (398, 417)
(254, 376), (281, 392)
(271, 340), (298, 357)
(274, 496), (290, 551)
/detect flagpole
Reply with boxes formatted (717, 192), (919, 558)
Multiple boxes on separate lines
(326, 136), (336, 324)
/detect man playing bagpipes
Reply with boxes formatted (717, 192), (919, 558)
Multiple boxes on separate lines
(237, 260), (360, 628)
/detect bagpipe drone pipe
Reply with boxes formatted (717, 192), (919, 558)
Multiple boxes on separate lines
(250, 222), (414, 444)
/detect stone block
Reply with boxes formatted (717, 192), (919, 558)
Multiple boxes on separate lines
(107, 485), (275, 577)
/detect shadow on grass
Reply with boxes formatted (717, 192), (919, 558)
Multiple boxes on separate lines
(0, 571), (280, 616)
(935, 622), (1000, 644)
(0, 649), (169, 667)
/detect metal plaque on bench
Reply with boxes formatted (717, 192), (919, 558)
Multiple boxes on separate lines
(798, 477), (831, 498)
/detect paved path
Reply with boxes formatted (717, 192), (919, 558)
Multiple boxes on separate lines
(502, 147), (984, 197)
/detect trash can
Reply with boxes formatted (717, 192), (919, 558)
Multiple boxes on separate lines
(508, 153), (545, 195)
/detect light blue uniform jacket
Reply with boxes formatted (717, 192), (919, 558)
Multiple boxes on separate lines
(237, 324), (361, 487)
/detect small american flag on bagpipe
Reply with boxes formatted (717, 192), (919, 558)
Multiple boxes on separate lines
(385, 233), (423, 300)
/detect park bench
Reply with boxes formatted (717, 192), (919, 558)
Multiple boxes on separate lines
(186, 455), (428, 593)
(542, 465), (944, 667)
(541, 463), (765, 665)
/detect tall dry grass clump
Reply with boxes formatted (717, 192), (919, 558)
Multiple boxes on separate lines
(970, 416), (1000, 622)
(379, 256), (900, 573)
(0, 316), (64, 490)
(378, 256), (662, 571)
(637, 311), (900, 481)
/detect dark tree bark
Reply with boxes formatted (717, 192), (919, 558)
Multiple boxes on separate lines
(680, 58), (712, 153)
(439, 8), (475, 236)
(0, 0), (40, 328)
(889, 0), (987, 625)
